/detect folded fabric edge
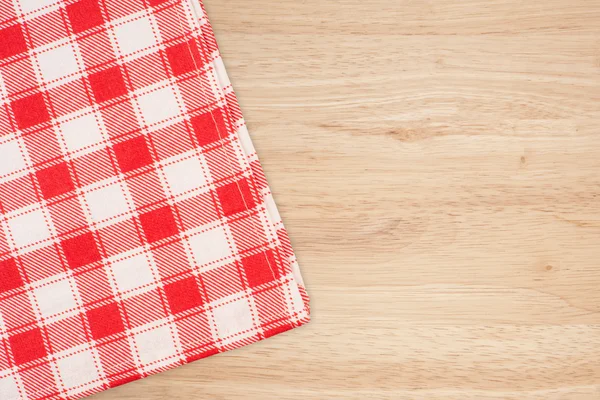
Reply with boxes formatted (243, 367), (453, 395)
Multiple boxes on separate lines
(192, 0), (311, 317)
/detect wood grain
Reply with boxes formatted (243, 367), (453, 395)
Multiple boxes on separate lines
(94, 0), (600, 398)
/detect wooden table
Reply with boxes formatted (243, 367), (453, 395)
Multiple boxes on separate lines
(94, 0), (600, 398)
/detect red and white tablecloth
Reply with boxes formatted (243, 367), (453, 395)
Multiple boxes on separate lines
(0, 1), (309, 398)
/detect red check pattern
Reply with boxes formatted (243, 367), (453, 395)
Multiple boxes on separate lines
(0, 1), (309, 399)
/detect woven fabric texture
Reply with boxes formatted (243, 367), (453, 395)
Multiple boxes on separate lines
(0, 1), (309, 399)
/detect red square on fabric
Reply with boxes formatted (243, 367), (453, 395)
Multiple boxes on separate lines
(216, 179), (256, 216)
(0, 25), (27, 60)
(11, 93), (50, 130)
(89, 67), (127, 103)
(139, 206), (178, 243)
(164, 277), (203, 314)
(36, 162), (75, 199)
(113, 136), (153, 173)
(87, 302), (125, 339)
(166, 41), (201, 76)
(241, 250), (277, 288)
(66, 0), (104, 34)
(0, 258), (23, 294)
(61, 232), (102, 270)
(191, 110), (227, 147)
(9, 328), (47, 365)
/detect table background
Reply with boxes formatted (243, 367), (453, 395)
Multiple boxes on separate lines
(94, 0), (600, 398)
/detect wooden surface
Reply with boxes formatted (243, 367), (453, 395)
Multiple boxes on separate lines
(94, 1), (600, 399)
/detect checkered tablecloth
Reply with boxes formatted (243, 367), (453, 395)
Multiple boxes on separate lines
(0, 0), (310, 398)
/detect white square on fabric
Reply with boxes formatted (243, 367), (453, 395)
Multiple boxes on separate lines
(213, 298), (254, 340)
(60, 113), (103, 152)
(188, 227), (232, 267)
(8, 208), (51, 248)
(56, 349), (100, 392)
(137, 86), (180, 125)
(113, 15), (157, 57)
(18, 0), (59, 14)
(162, 156), (208, 196)
(84, 182), (129, 223)
(37, 43), (79, 82)
(32, 276), (78, 319)
(111, 253), (155, 293)
(0, 140), (27, 178)
(0, 375), (20, 399)
(134, 325), (177, 366)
